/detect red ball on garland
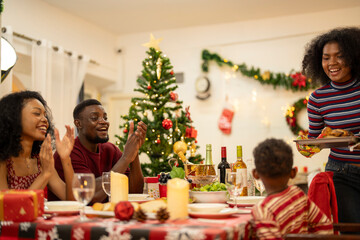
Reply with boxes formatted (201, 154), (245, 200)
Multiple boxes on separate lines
(162, 119), (173, 130)
(170, 70), (174, 75)
(156, 139), (161, 144)
(147, 85), (152, 90)
(123, 129), (128, 133)
(115, 201), (134, 221)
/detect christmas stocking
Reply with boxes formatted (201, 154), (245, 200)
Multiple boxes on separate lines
(218, 104), (234, 134)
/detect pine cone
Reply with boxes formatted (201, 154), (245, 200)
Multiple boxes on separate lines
(135, 208), (147, 222)
(156, 207), (170, 223)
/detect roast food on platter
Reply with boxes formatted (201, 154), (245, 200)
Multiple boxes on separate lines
(319, 127), (354, 138)
(92, 199), (166, 214)
(138, 199), (167, 213)
(92, 202), (116, 211)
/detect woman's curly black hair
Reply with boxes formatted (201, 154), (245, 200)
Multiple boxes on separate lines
(0, 91), (54, 161)
(253, 138), (293, 178)
(302, 27), (360, 86)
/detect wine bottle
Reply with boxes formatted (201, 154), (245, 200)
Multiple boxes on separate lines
(232, 145), (248, 196)
(218, 147), (231, 183)
(205, 144), (216, 175)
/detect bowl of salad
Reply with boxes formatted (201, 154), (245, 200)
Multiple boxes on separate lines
(190, 182), (228, 203)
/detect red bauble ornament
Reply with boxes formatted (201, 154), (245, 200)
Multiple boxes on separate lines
(162, 119), (173, 130)
(123, 129), (128, 133)
(170, 92), (178, 101)
(170, 70), (174, 75)
(115, 201), (134, 221)
(147, 85), (152, 90)
(156, 139), (161, 144)
(185, 127), (197, 138)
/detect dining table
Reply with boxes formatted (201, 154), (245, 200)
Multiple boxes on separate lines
(0, 208), (252, 240)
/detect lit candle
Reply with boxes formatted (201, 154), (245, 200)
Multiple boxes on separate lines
(110, 171), (128, 204)
(167, 178), (189, 220)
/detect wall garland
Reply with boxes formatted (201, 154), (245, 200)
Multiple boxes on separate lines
(201, 49), (316, 135)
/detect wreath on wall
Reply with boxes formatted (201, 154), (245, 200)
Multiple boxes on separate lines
(201, 49), (316, 136)
(285, 97), (309, 136)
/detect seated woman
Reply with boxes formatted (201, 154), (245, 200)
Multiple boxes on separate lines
(0, 91), (75, 200)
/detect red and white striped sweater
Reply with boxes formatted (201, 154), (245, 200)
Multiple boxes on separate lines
(251, 185), (333, 240)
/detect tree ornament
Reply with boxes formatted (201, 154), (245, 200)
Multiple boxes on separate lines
(114, 201), (134, 221)
(190, 142), (197, 157)
(170, 70), (174, 75)
(123, 129), (128, 133)
(170, 92), (178, 101)
(185, 127), (197, 138)
(156, 58), (162, 80)
(147, 85), (152, 90)
(173, 140), (188, 163)
(142, 33), (163, 51)
(156, 139), (161, 144)
(185, 106), (191, 121)
(162, 119), (173, 130)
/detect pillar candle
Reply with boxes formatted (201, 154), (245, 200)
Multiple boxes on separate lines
(167, 178), (189, 220)
(110, 171), (128, 204)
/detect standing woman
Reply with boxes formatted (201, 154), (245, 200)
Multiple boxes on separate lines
(302, 27), (360, 223)
(0, 91), (75, 200)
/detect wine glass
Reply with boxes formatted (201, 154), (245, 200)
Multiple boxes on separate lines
(254, 179), (266, 196)
(102, 172), (111, 201)
(72, 173), (95, 221)
(226, 172), (245, 210)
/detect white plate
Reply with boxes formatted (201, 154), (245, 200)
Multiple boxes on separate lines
(45, 201), (82, 213)
(228, 196), (265, 207)
(188, 208), (238, 219)
(128, 194), (154, 203)
(188, 203), (227, 213)
(84, 207), (115, 218)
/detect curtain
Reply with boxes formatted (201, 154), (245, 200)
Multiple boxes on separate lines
(31, 40), (89, 137)
(0, 26), (13, 97)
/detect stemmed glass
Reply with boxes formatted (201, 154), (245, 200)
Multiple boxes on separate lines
(254, 179), (266, 196)
(226, 172), (245, 210)
(102, 172), (111, 201)
(72, 173), (95, 221)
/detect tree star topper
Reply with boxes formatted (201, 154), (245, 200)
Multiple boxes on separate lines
(142, 34), (163, 51)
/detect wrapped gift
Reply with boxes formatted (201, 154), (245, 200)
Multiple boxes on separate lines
(0, 189), (44, 222)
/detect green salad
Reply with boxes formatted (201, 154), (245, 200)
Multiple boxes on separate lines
(191, 181), (227, 192)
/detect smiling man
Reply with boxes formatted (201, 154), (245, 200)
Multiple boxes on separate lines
(48, 99), (147, 203)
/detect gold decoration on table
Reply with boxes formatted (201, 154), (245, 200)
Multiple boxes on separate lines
(134, 208), (147, 222)
(156, 207), (170, 223)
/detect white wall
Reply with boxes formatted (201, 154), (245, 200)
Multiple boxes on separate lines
(2, 0), (120, 88)
(109, 6), (360, 172)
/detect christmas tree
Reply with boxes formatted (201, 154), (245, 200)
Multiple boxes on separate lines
(116, 34), (202, 177)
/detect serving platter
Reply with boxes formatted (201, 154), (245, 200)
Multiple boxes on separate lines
(188, 208), (238, 219)
(45, 201), (82, 215)
(84, 207), (114, 218)
(293, 136), (359, 149)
